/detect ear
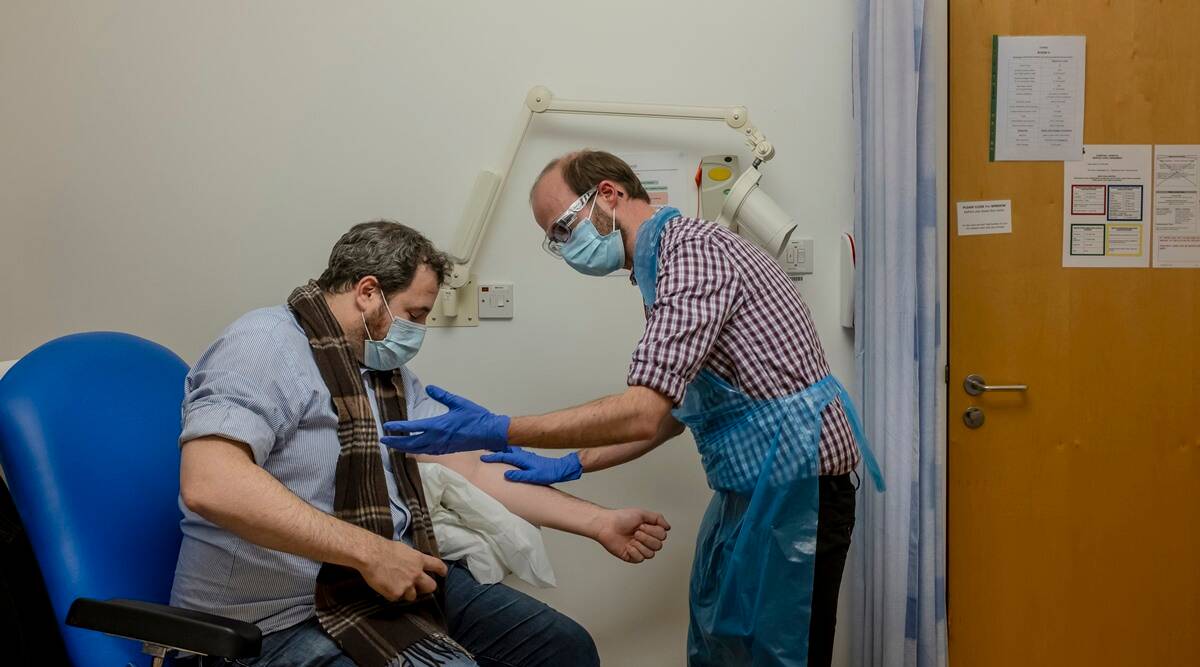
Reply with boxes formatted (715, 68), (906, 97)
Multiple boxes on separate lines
(352, 276), (382, 313)
(596, 180), (626, 207)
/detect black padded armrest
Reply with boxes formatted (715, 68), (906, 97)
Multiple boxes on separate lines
(67, 597), (262, 658)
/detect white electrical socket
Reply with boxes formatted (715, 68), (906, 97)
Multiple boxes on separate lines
(779, 237), (815, 277)
(478, 282), (514, 319)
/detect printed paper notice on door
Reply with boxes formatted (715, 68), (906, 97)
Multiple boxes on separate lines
(957, 200), (1012, 236)
(990, 36), (1086, 162)
(1153, 145), (1200, 268)
(1062, 145), (1152, 268)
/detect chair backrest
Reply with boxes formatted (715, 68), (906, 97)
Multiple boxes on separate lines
(0, 332), (189, 666)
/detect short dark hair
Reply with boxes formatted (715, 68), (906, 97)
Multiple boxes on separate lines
(316, 220), (450, 295)
(531, 150), (652, 203)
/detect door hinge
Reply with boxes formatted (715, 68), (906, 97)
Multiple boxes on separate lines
(944, 364), (949, 384)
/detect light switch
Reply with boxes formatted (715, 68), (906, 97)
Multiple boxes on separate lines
(478, 283), (514, 319)
(779, 237), (815, 277)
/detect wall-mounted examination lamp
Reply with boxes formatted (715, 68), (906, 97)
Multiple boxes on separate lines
(429, 86), (797, 327)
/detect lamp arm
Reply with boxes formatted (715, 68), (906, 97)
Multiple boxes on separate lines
(529, 86), (775, 162)
(443, 100), (535, 288)
(445, 86), (777, 287)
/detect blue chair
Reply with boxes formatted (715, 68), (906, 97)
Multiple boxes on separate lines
(0, 332), (260, 666)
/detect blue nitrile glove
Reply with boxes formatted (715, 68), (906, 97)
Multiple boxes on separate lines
(381, 385), (510, 455)
(480, 447), (584, 485)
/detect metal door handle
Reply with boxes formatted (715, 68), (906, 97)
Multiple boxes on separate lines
(963, 374), (1027, 396)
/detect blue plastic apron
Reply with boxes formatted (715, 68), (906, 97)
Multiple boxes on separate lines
(633, 209), (883, 666)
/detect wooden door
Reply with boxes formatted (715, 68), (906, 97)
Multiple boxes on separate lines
(949, 2), (1200, 665)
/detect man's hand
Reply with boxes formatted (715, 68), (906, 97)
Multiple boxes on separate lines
(382, 385), (510, 455)
(480, 447), (583, 485)
(589, 508), (671, 564)
(357, 537), (448, 602)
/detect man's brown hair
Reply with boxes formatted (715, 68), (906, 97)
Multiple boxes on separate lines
(316, 220), (450, 295)
(532, 150), (652, 203)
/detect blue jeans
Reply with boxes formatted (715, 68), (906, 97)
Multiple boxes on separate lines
(228, 562), (598, 667)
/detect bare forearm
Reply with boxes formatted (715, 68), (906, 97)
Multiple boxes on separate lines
(578, 414), (686, 472)
(507, 386), (672, 449)
(421, 452), (604, 539)
(416, 453), (671, 565)
(577, 439), (657, 472)
(180, 437), (380, 570)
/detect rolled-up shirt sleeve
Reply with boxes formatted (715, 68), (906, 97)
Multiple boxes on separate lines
(180, 323), (306, 465)
(627, 237), (742, 404)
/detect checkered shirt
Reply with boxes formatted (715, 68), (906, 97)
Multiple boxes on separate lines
(627, 216), (860, 476)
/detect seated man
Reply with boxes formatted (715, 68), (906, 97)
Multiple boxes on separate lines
(172, 221), (670, 667)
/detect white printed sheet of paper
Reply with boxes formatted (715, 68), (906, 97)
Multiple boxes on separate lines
(1062, 145), (1152, 268)
(990, 36), (1086, 162)
(620, 151), (689, 210)
(1152, 145), (1200, 268)
(611, 152), (690, 277)
(956, 200), (1013, 236)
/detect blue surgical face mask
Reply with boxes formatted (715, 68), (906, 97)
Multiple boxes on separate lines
(561, 199), (625, 276)
(362, 296), (425, 370)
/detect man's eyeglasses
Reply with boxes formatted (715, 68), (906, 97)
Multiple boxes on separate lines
(541, 187), (597, 257)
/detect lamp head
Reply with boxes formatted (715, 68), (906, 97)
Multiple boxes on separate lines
(717, 167), (797, 256)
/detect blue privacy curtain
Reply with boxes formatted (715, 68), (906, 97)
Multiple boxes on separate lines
(848, 0), (946, 666)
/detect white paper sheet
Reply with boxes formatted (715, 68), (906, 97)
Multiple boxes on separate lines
(1152, 145), (1200, 268)
(991, 36), (1086, 162)
(610, 151), (690, 277)
(1062, 145), (1152, 268)
(956, 200), (1012, 236)
(620, 151), (689, 210)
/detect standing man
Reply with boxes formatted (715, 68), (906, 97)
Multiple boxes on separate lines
(383, 151), (881, 667)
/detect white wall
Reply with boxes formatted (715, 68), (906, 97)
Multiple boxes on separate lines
(0, 2), (861, 664)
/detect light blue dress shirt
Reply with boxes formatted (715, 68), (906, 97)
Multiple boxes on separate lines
(169, 305), (447, 634)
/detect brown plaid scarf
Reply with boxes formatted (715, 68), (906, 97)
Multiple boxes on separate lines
(288, 281), (468, 667)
